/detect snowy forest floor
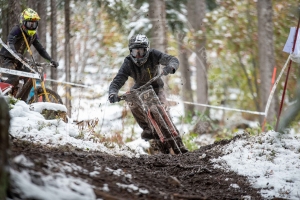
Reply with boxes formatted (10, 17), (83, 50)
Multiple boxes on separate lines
(8, 136), (265, 200)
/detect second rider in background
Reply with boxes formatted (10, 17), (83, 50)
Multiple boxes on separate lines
(0, 8), (58, 90)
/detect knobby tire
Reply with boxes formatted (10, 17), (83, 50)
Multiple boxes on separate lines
(28, 87), (63, 104)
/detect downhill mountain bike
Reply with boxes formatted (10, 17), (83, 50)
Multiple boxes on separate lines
(118, 73), (185, 155)
(0, 58), (62, 104)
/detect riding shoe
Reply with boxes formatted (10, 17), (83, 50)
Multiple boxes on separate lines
(141, 129), (155, 141)
(173, 137), (189, 154)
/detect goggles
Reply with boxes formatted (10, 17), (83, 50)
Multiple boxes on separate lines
(131, 48), (145, 58)
(24, 21), (38, 30)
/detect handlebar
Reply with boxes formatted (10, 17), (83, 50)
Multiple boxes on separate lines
(117, 73), (164, 102)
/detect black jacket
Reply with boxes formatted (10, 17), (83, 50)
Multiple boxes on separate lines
(0, 25), (51, 61)
(109, 49), (179, 95)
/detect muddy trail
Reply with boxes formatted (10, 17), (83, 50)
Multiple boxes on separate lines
(8, 137), (263, 200)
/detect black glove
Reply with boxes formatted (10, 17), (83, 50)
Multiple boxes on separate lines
(163, 66), (174, 75)
(109, 93), (118, 103)
(50, 60), (59, 68)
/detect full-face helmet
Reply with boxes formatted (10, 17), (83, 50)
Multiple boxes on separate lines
(128, 34), (150, 66)
(20, 8), (40, 36)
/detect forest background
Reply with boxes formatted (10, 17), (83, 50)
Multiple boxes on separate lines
(0, 0), (299, 148)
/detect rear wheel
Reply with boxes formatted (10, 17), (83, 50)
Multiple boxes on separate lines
(28, 87), (63, 104)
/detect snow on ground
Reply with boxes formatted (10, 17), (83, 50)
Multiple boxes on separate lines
(7, 98), (148, 158)
(213, 131), (300, 199)
(10, 154), (142, 200)
(4, 96), (300, 199)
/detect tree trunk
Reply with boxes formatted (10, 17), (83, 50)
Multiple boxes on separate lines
(51, 0), (58, 92)
(177, 33), (194, 116)
(65, 0), (72, 117)
(8, 0), (21, 29)
(257, 0), (276, 123)
(27, 0), (37, 8)
(1, 0), (21, 42)
(187, 0), (208, 114)
(0, 96), (11, 200)
(148, 0), (167, 52)
(149, 0), (170, 95)
(36, 1), (47, 63)
(1, 1), (9, 42)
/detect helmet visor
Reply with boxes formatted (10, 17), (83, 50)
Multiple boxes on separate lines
(24, 21), (38, 30)
(131, 48), (145, 58)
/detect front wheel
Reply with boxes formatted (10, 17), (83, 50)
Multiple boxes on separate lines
(28, 87), (63, 104)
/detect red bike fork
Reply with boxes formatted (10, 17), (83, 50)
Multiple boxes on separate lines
(157, 105), (179, 137)
(147, 106), (182, 154)
(147, 109), (165, 143)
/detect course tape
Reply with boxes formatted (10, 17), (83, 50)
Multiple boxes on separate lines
(45, 54), (291, 117)
(0, 67), (40, 79)
(167, 98), (266, 115)
(46, 79), (266, 115)
(46, 79), (91, 88)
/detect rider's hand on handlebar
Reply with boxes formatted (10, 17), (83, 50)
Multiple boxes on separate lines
(50, 60), (59, 68)
(109, 93), (118, 103)
(163, 65), (175, 76)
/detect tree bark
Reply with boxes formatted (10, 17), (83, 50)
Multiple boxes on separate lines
(149, 0), (170, 95)
(177, 33), (195, 116)
(8, 0), (21, 29)
(1, 1), (9, 42)
(257, 0), (276, 123)
(149, 0), (167, 52)
(51, 0), (58, 92)
(36, 1), (47, 63)
(0, 96), (11, 200)
(27, 0), (37, 9)
(187, 0), (208, 114)
(65, 0), (72, 117)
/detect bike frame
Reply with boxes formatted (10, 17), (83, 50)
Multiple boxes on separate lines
(0, 38), (50, 102)
(0, 59), (51, 102)
(118, 73), (182, 154)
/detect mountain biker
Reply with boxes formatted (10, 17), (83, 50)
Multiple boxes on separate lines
(0, 8), (58, 88)
(108, 34), (188, 154)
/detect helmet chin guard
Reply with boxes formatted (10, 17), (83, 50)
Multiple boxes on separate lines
(129, 34), (150, 66)
(130, 51), (150, 66)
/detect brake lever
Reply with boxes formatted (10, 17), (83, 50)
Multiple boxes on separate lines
(118, 91), (131, 102)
